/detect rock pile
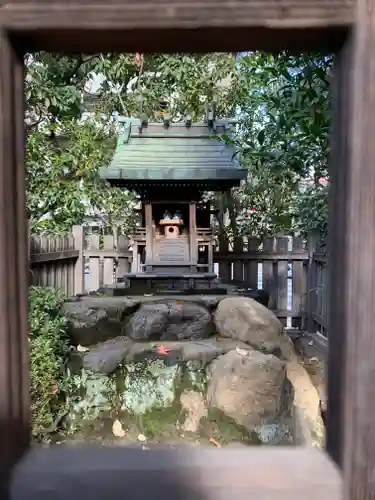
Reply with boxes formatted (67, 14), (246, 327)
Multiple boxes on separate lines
(63, 294), (294, 445)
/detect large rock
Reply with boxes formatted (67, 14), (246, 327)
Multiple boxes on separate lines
(206, 349), (289, 430)
(79, 296), (139, 315)
(62, 297), (138, 346)
(82, 337), (131, 374)
(125, 300), (213, 341)
(214, 296), (283, 352)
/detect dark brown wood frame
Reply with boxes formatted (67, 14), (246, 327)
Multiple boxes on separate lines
(0, 1), (373, 498)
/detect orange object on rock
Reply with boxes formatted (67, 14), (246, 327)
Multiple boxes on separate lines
(156, 345), (171, 355)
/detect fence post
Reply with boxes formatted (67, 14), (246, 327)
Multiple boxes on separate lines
(275, 236), (289, 328)
(291, 237), (306, 330)
(306, 234), (318, 333)
(232, 236), (243, 281)
(72, 225), (85, 295)
(103, 234), (115, 286)
(218, 234), (231, 281)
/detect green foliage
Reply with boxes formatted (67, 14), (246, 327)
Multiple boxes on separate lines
(293, 183), (328, 240)
(26, 50), (331, 240)
(25, 52), (236, 234)
(29, 286), (70, 440)
(26, 117), (135, 233)
(219, 52), (332, 241)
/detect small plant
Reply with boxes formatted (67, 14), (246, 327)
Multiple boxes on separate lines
(29, 286), (71, 441)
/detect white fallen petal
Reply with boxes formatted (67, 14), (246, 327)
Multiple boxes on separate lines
(236, 347), (249, 356)
(137, 433), (147, 442)
(77, 344), (89, 352)
(112, 419), (126, 438)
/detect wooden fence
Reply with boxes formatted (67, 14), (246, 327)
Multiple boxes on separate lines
(306, 242), (329, 338)
(29, 226), (329, 336)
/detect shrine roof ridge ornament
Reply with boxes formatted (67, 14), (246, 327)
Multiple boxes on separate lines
(115, 115), (238, 137)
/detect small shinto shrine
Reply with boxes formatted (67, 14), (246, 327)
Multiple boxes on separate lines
(100, 116), (247, 293)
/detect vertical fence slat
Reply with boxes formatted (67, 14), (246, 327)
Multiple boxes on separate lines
(117, 235), (130, 279)
(30, 235), (40, 286)
(62, 235), (69, 295)
(292, 237), (306, 328)
(72, 226), (84, 295)
(276, 237), (289, 326)
(48, 236), (56, 288)
(232, 237), (243, 281)
(322, 261), (328, 334)
(317, 254), (323, 320)
(87, 234), (100, 292)
(103, 235), (115, 286)
(40, 236), (49, 287)
(245, 237), (259, 288)
(56, 236), (63, 292)
(262, 237), (276, 309)
(218, 237), (231, 282)
(306, 238), (318, 333)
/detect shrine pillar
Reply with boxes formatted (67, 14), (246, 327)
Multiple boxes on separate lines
(144, 203), (153, 271)
(189, 202), (197, 272)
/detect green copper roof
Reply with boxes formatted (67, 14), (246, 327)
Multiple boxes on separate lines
(100, 118), (247, 192)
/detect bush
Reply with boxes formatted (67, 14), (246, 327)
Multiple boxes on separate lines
(29, 286), (71, 441)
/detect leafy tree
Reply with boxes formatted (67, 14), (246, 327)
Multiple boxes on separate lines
(25, 52), (237, 233)
(216, 52), (332, 242)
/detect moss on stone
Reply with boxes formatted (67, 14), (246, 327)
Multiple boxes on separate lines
(198, 407), (262, 445)
(139, 400), (187, 439)
(64, 354), (264, 446)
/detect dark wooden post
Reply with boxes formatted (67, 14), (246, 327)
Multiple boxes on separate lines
(327, 33), (352, 471)
(306, 234), (318, 333)
(189, 201), (197, 271)
(144, 203), (153, 272)
(328, 4), (375, 499)
(327, 34), (353, 470)
(0, 32), (29, 496)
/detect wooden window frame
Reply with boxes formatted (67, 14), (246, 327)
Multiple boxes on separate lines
(0, 1), (373, 499)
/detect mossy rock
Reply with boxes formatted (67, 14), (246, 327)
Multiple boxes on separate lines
(198, 407), (262, 445)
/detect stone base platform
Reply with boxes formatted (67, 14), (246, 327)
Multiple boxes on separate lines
(116, 272), (219, 295)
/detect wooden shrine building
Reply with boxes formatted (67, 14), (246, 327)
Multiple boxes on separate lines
(100, 117), (247, 291)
